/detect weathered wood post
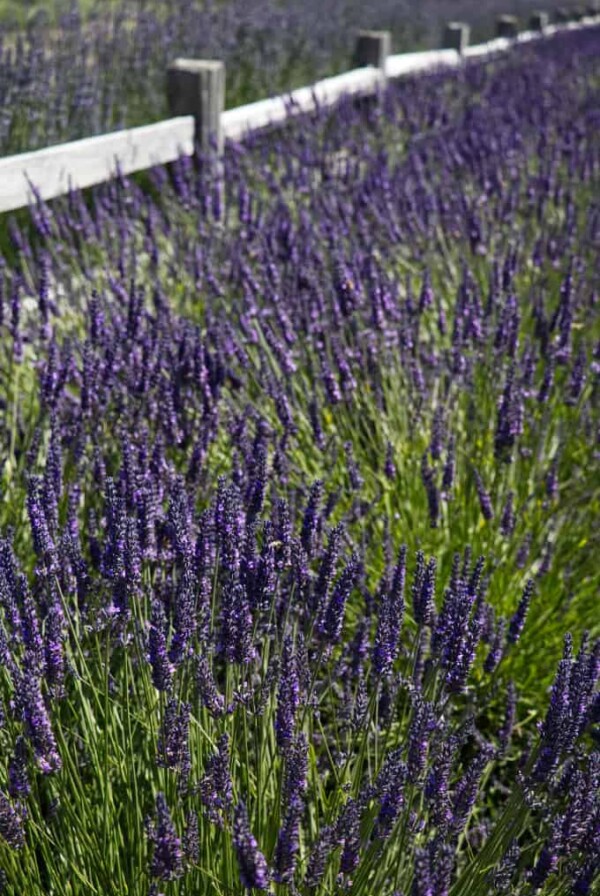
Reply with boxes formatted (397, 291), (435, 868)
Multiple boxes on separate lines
(353, 30), (391, 71)
(496, 15), (519, 37)
(443, 22), (471, 51)
(529, 11), (549, 30)
(167, 59), (225, 154)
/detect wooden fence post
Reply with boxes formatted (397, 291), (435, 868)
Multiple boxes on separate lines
(496, 15), (519, 37)
(353, 31), (391, 71)
(443, 21), (471, 51)
(167, 59), (225, 153)
(529, 11), (549, 30)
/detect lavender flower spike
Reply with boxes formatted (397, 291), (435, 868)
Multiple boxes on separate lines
(147, 793), (184, 881)
(233, 800), (269, 891)
(508, 579), (534, 644)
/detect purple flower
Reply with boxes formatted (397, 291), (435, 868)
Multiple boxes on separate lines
(373, 545), (407, 676)
(304, 825), (336, 888)
(147, 793), (184, 881)
(473, 468), (494, 521)
(499, 681), (517, 753)
(421, 453), (440, 528)
(337, 798), (361, 875)
(148, 598), (174, 692)
(384, 441), (397, 480)
(450, 745), (493, 832)
(412, 551), (436, 628)
(412, 837), (454, 896)
(44, 596), (66, 697)
(219, 576), (256, 665)
(508, 579), (534, 644)
(529, 834), (559, 889)
(157, 698), (191, 788)
(300, 480), (323, 558)
(494, 364), (523, 460)
(274, 800), (303, 884)
(344, 441), (364, 491)
(195, 655), (226, 718)
(532, 633), (598, 783)
(407, 696), (435, 782)
(313, 524), (344, 615)
(317, 552), (361, 645)
(0, 792), (25, 850)
(169, 561), (197, 665)
(442, 437), (455, 497)
(214, 478), (245, 574)
(500, 491), (516, 537)
(275, 636), (300, 749)
(233, 801), (269, 891)
(26, 475), (57, 572)
(375, 748), (408, 837)
(432, 551), (483, 692)
(429, 407), (445, 460)
(20, 589), (45, 675)
(489, 840), (520, 891)
(16, 673), (61, 775)
(8, 737), (30, 799)
(199, 733), (233, 827)
(183, 811), (199, 865)
(425, 738), (454, 830)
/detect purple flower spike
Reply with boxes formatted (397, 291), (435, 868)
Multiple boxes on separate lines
(373, 544), (407, 676)
(8, 737), (30, 799)
(17, 674), (61, 775)
(442, 437), (455, 497)
(338, 798), (361, 875)
(317, 552), (361, 645)
(148, 598), (174, 692)
(300, 480), (323, 558)
(500, 491), (516, 537)
(275, 636), (300, 749)
(508, 579), (534, 645)
(473, 468), (494, 521)
(0, 792), (25, 850)
(274, 795), (303, 883)
(384, 441), (397, 480)
(183, 811), (199, 865)
(157, 699), (191, 788)
(147, 793), (184, 881)
(233, 801), (269, 891)
(200, 733), (233, 828)
(407, 696), (435, 782)
(421, 453), (440, 528)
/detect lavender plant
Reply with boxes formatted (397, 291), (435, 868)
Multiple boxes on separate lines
(0, 23), (598, 896)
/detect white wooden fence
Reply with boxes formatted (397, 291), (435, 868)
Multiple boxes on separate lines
(0, 13), (598, 215)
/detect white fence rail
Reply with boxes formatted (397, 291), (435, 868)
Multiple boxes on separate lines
(0, 117), (194, 212)
(0, 14), (598, 215)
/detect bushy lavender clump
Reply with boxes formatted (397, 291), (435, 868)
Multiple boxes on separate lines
(0, 22), (598, 896)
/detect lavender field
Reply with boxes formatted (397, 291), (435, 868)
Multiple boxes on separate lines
(0, 11), (599, 896)
(0, 0), (594, 153)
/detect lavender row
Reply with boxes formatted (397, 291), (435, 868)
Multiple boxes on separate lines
(0, 0), (588, 153)
(0, 25), (598, 896)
